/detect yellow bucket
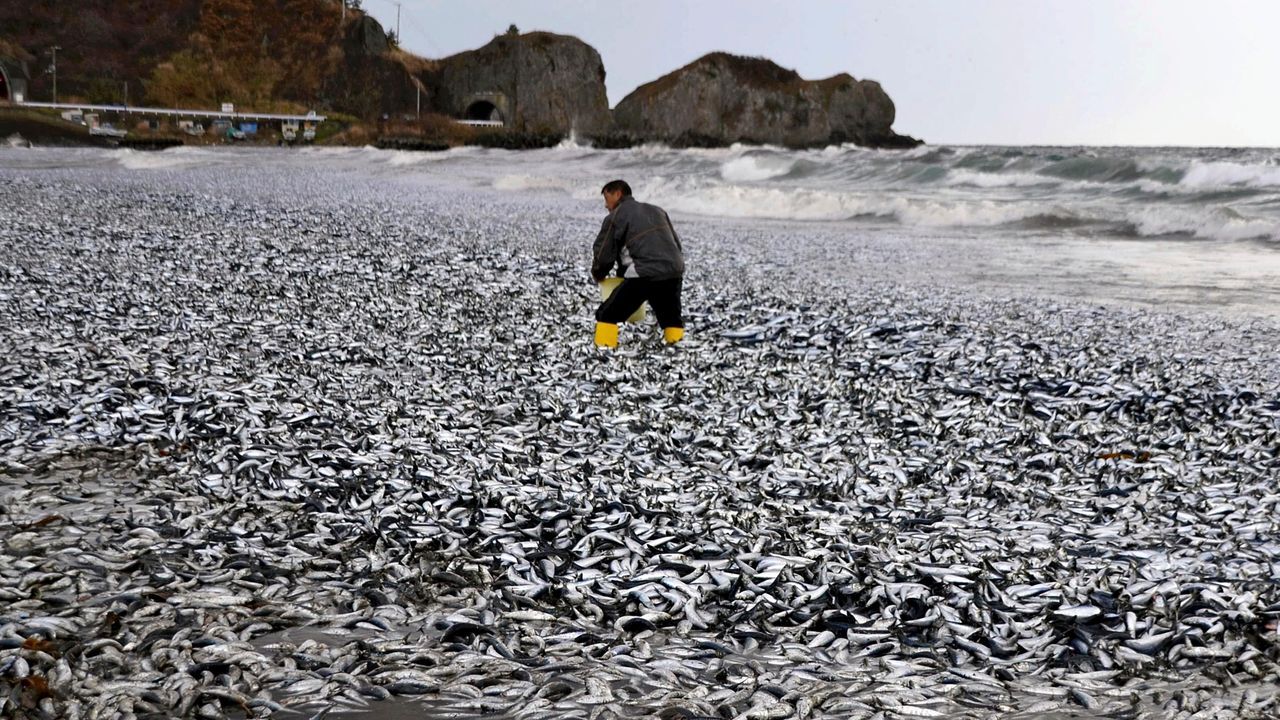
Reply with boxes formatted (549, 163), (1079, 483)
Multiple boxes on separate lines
(599, 278), (646, 323)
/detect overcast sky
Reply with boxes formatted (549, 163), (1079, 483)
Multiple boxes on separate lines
(361, 0), (1280, 147)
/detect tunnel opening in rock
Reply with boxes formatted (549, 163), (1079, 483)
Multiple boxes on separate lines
(465, 101), (502, 123)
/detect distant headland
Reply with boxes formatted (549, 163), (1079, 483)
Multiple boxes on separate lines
(0, 0), (920, 149)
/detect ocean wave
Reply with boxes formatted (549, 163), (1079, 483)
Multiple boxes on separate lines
(819, 142), (872, 157)
(1180, 161), (1280, 189)
(1036, 156), (1149, 184)
(305, 144), (483, 168)
(298, 146), (367, 158)
(1128, 205), (1280, 242)
(719, 155), (798, 182)
(900, 144), (947, 159)
(115, 147), (219, 170)
(395, 143), (1280, 246)
(642, 177), (1070, 227)
(381, 148), (475, 166)
(1010, 213), (1107, 231)
(943, 169), (1061, 188)
(640, 174), (1280, 243)
(643, 180), (860, 221)
(552, 133), (597, 152)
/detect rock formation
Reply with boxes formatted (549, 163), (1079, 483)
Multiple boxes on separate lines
(3, 4), (922, 148)
(423, 32), (612, 136)
(324, 14), (423, 119)
(613, 52), (919, 149)
(347, 14), (391, 56)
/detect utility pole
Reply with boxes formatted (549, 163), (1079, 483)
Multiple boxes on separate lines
(394, 1), (401, 43)
(341, 0), (345, 23)
(48, 45), (61, 104)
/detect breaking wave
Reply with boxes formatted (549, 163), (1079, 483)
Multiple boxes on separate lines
(35, 142), (1277, 244)
(1180, 161), (1280, 189)
(114, 146), (221, 170)
(638, 173), (1280, 242)
(642, 177), (1065, 227)
(720, 155), (799, 182)
(625, 144), (1280, 243)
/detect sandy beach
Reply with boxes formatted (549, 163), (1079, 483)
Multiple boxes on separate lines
(2, 147), (1278, 719)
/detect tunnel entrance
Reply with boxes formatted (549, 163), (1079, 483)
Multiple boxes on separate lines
(464, 100), (502, 123)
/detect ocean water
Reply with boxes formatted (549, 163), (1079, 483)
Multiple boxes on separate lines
(5, 141), (1280, 317)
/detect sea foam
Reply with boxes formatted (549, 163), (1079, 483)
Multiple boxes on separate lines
(1180, 160), (1280, 189)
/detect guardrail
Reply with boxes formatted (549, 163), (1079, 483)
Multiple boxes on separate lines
(19, 101), (325, 123)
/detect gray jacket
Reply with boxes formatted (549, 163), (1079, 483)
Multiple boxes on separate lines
(591, 196), (685, 282)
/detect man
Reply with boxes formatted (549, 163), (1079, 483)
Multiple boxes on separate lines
(591, 180), (685, 348)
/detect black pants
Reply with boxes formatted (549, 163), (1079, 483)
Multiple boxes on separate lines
(596, 277), (684, 328)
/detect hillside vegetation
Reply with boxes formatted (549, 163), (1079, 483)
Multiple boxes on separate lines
(147, 0), (345, 112)
(1, 1), (201, 105)
(1, 0), (384, 114)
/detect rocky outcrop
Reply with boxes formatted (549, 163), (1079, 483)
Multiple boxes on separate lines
(613, 53), (919, 149)
(423, 32), (611, 136)
(5, 5), (923, 148)
(346, 15), (391, 57)
(323, 15), (423, 119)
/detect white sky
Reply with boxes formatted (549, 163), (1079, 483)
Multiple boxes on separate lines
(361, 0), (1280, 147)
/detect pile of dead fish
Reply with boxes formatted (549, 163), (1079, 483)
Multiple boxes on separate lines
(1, 159), (1278, 720)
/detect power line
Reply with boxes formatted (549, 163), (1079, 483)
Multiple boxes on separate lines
(397, 7), (442, 56)
(367, 0), (444, 55)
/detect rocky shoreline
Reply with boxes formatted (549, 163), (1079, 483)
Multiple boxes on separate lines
(0, 109), (903, 152)
(4, 11), (921, 151)
(1, 158), (1278, 720)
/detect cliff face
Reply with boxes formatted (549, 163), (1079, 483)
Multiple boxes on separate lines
(325, 15), (425, 119)
(613, 53), (919, 148)
(424, 32), (611, 135)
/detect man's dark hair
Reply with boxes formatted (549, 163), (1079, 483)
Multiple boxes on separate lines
(601, 180), (632, 196)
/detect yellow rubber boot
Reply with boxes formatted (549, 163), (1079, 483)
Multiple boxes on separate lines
(594, 322), (619, 348)
(663, 327), (685, 344)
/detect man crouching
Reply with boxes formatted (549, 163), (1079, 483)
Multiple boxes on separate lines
(591, 180), (685, 347)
